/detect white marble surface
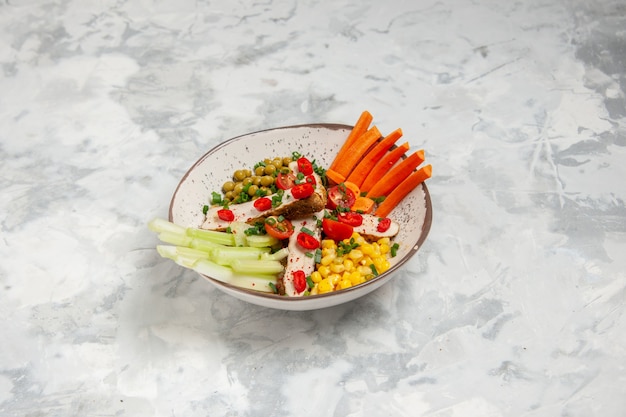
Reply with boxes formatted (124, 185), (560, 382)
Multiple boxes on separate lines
(1, 0), (625, 415)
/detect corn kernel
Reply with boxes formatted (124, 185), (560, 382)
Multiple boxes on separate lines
(320, 253), (335, 266)
(358, 265), (372, 276)
(373, 257), (386, 274)
(322, 239), (336, 249)
(353, 233), (366, 244)
(310, 271), (322, 283)
(361, 243), (374, 256)
(378, 237), (390, 246)
(343, 259), (355, 271)
(318, 278), (332, 293)
(348, 249), (363, 261)
(330, 263), (345, 274)
(321, 247), (335, 257)
(380, 243), (390, 254)
(349, 271), (362, 286)
(338, 279), (352, 290)
(380, 259), (390, 272)
(318, 265), (330, 278)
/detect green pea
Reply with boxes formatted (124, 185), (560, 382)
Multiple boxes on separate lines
(233, 170), (246, 181)
(247, 185), (259, 196)
(222, 181), (235, 192)
(264, 164), (276, 175)
(272, 158), (283, 169)
(260, 175), (274, 187)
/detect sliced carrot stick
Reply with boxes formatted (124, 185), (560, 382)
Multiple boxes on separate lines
(343, 181), (361, 198)
(329, 110), (373, 171)
(326, 168), (346, 186)
(365, 150), (425, 199)
(351, 196), (375, 214)
(345, 128), (403, 188)
(360, 142), (410, 193)
(333, 125), (382, 178)
(375, 164), (432, 218)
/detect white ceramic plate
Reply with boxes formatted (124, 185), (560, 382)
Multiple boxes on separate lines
(169, 124), (432, 311)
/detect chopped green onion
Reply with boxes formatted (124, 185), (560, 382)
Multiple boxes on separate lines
(391, 243), (400, 257)
(306, 275), (314, 290)
(202, 205), (209, 215)
(211, 192), (222, 205)
(300, 226), (315, 236)
(370, 264), (379, 276)
(314, 248), (322, 264)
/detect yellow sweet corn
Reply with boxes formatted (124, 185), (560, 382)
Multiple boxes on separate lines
(311, 231), (397, 294)
(318, 278), (333, 294)
(310, 271), (322, 283)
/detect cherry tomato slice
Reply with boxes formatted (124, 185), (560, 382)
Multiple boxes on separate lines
(322, 218), (353, 241)
(337, 212), (363, 227)
(292, 270), (307, 293)
(253, 197), (272, 211)
(297, 157), (314, 175)
(217, 209), (235, 222)
(296, 232), (320, 250)
(377, 217), (392, 232)
(276, 172), (297, 190)
(326, 184), (356, 210)
(264, 216), (294, 239)
(291, 183), (315, 199)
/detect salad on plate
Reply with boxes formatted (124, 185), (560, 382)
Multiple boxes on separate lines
(149, 111), (432, 297)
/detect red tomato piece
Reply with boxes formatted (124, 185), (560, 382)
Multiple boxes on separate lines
(305, 175), (316, 186)
(291, 183), (314, 199)
(217, 209), (234, 222)
(296, 232), (320, 250)
(297, 157), (314, 175)
(264, 216), (294, 239)
(276, 172), (297, 190)
(253, 197), (272, 211)
(322, 218), (353, 241)
(292, 270), (307, 293)
(377, 217), (392, 232)
(337, 212), (363, 227)
(327, 184), (356, 210)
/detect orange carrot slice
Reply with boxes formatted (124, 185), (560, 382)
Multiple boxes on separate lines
(329, 110), (373, 171)
(345, 128), (403, 188)
(326, 168), (346, 186)
(351, 196), (375, 214)
(333, 126), (382, 178)
(375, 165), (432, 217)
(365, 150), (425, 199)
(360, 142), (410, 193)
(343, 181), (361, 198)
